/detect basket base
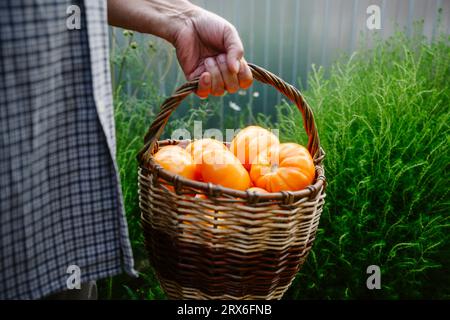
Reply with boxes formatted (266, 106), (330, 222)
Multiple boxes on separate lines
(160, 278), (290, 300)
(144, 227), (314, 300)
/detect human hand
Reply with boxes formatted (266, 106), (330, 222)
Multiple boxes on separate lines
(171, 7), (253, 98)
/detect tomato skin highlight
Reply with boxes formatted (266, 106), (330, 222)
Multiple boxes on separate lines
(246, 187), (269, 194)
(250, 143), (315, 192)
(153, 145), (196, 181)
(185, 139), (227, 181)
(230, 126), (280, 170)
(200, 148), (251, 191)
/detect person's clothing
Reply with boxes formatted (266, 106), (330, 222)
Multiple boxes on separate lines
(43, 281), (98, 300)
(0, 0), (137, 299)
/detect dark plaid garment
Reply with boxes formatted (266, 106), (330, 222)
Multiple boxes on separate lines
(0, 0), (136, 299)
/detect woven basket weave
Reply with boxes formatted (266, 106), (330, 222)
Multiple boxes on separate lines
(138, 64), (326, 300)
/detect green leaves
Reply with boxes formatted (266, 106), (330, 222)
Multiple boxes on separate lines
(284, 29), (449, 299)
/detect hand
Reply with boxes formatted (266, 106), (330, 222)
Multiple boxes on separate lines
(107, 0), (252, 97)
(172, 7), (253, 98)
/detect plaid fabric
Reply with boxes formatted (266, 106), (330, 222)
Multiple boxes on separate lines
(0, 0), (137, 299)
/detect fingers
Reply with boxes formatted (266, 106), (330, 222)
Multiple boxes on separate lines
(196, 72), (211, 99)
(196, 56), (253, 98)
(216, 54), (239, 93)
(223, 25), (244, 74)
(237, 58), (253, 89)
(205, 57), (224, 96)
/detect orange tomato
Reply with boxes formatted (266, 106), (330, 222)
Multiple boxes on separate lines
(230, 126), (280, 170)
(246, 187), (269, 194)
(246, 187), (279, 210)
(153, 145), (196, 181)
(200, 148), (251, 191)
(250, 143), (315, 192)
(185, 139), (227, 181)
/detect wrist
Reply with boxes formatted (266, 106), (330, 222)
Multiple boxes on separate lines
(145, 0), (199, 44)
(163, 2), (199, 44)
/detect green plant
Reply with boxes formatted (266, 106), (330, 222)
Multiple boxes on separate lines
(280, 30), (450, 299)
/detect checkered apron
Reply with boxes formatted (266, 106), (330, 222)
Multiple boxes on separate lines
(0, 0), (136, 299)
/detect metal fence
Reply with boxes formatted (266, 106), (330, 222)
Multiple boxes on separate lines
(112, 0), (450, 119)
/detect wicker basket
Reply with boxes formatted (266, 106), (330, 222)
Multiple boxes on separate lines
(138, 64), (326, 300)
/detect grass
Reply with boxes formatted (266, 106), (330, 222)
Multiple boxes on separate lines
(98, 27), (450, 299)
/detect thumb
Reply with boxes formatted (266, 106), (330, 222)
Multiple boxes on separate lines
(224, 26), (244, 74)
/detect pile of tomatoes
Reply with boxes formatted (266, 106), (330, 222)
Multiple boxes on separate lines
(153, 126), (315, 194)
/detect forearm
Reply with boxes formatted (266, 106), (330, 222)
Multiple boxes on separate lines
(107, 0), (197, 43)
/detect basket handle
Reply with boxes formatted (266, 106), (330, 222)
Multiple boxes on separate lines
(138, 63), (322, 162)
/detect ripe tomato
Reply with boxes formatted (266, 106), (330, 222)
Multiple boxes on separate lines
(250, 143), (315, 192)
(200, 148), (251, 191)
(230, 126), (279, 170)
(153, 145), (196, 181)
(185, 139), (227, 181)
(246, 187), (269, 194)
